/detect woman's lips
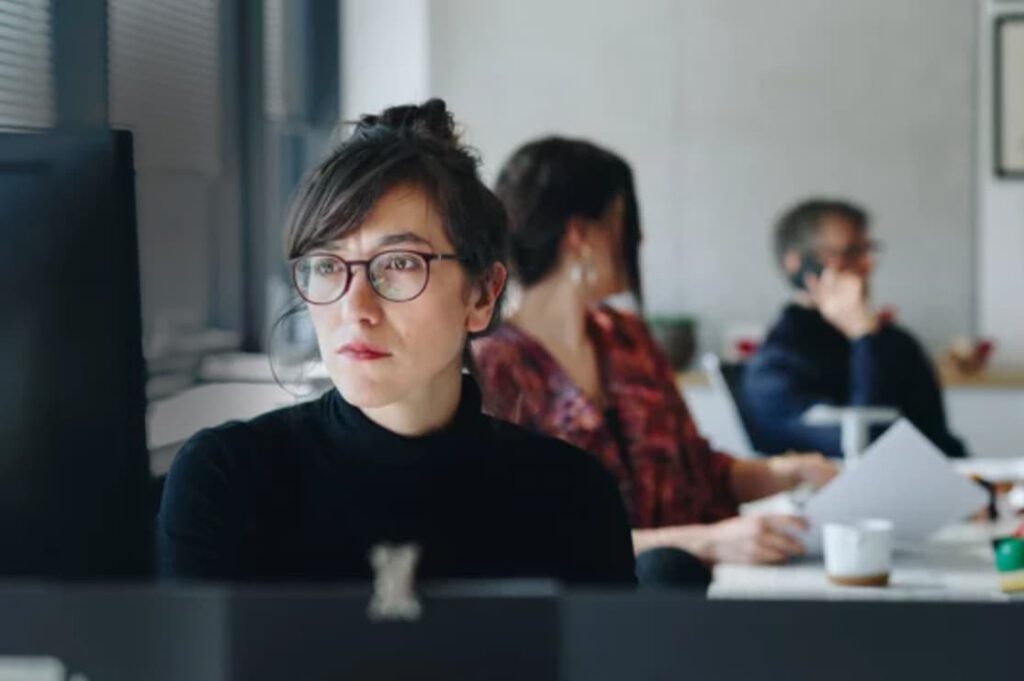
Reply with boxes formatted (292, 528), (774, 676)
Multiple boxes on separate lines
(337, 342), (392, 361)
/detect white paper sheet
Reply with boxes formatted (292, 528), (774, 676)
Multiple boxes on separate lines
(802, 419), (989, 553)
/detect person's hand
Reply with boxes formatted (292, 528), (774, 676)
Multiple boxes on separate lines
(805, 268), (878, 339)
(769, 452), (839, 491)
(706, 514), (808, 564)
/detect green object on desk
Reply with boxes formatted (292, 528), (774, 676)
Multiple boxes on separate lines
(647, 316), (697, 371)
(993, 537), (1024, 572)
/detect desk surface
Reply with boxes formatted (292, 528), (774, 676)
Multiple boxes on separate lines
(709, 521), (1017, 602)
(678, 368), (1024, 390)
(937, 367), (1024, 388)
(0, 584), (1019, 681)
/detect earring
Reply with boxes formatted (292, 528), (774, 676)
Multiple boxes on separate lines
(570, 262), (584, 286)
(580, 244), (597, 287)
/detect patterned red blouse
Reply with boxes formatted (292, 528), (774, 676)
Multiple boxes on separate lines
(471, 306), (738, 529)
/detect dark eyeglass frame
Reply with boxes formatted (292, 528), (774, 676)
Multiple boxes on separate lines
(816, 238), (883, 262)
(291, 249), (463, 304)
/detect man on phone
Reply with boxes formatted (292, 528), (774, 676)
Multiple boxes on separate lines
(740, 199), (967, 459)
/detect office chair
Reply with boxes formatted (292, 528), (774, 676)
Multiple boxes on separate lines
(151, 474), (167, 517)
(700, 353), (759, 457)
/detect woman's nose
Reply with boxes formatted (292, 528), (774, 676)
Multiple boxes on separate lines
(338, 265), (382, 323)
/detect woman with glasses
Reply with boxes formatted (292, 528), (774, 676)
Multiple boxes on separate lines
(157, 101), (636, 584)
(471, 138), (837, 583)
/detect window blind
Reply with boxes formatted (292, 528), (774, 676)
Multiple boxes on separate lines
(0, 0), (54, 130)
(108, 0), (220, 173)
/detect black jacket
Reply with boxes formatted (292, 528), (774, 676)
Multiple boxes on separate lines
(741, 305), (967, 459)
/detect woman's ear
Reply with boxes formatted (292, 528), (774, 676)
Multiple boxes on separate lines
(561, 218), (588, 259)
(466, 263), (509, 334)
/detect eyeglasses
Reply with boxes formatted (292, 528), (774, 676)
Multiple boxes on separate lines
(818, 239), (883, 262)
(291, 250), (463, 304)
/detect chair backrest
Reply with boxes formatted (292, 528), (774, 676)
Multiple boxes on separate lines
(151, 474), (167, 519)
(699, 354), (758, 457)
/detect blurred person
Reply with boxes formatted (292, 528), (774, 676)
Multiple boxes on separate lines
(158, 101), (636, 585)
(741, 199), (967, 459)
(472, 138), (836, 581)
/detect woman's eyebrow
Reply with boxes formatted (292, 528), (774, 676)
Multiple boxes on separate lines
(373, 231), (434, 249)
(318, 231), (435, 254)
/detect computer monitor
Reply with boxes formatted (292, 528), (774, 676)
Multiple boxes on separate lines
(0, 130), (152, 579)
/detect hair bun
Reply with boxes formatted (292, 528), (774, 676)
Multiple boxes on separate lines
(354, 98), (458, 144)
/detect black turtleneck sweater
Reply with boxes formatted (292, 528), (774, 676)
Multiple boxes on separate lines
(157, 377), (636, 585)
(741, 305), (967, 459)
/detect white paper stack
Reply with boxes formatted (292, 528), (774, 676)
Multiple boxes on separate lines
(802, 419), (989, 552)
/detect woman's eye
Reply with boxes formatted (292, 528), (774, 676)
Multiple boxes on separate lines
(385, 255), (421, 271)
(313, 260), (339, 275)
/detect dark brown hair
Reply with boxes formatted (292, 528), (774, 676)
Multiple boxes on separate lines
(281, 98), (508, 334)
(494, 136), (642, 302)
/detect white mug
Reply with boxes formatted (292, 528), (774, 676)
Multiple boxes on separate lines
(823, 519), (893, 587)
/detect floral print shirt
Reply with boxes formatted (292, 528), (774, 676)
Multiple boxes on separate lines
(472, 306), (738, 529)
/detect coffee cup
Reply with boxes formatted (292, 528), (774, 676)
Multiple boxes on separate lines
(823, 519), (893, 587)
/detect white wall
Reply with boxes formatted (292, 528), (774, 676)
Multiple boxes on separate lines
(341, 0), (430, 121)
(978, 0), (1024, 369)
(426, 0), (978, 357)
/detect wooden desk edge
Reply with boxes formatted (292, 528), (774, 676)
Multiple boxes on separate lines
(677, 370), (1024, 390)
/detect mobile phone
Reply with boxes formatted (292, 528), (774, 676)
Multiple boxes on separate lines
(789, 252), (824, 290)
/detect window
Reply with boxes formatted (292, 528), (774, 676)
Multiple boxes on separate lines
(0, 0), (54, 130)
(108, 0), (220, 173)
(108, 0), (237, 377)
(263, 0), (286, 121)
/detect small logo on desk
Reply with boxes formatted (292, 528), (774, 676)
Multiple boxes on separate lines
(367, 543), (422, 622)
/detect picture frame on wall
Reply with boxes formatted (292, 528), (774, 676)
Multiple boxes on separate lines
(995, 15), (1024, 177)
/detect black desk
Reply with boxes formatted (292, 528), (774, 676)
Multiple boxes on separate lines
(0, 583), (1018, 680)
(0, 582), (559, 681)
(565, 592), (1020, 680)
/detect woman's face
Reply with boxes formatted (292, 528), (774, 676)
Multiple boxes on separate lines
(303, 183), (500, 409)
(581, 194), (628, 302)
